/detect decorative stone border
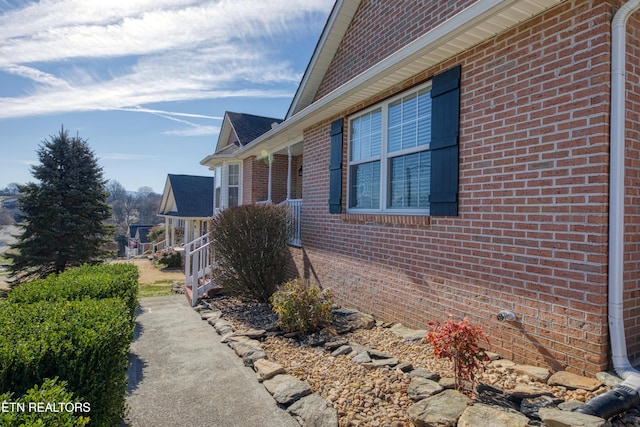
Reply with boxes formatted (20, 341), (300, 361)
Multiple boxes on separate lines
(193, 301), (635, 427)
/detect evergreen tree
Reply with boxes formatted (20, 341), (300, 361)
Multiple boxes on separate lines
(8, 127), (115, 283)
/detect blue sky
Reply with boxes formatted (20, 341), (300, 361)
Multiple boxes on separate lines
(0, 0), (333, 193)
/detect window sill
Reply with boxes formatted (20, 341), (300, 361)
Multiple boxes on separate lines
(340, 213), (431, 227)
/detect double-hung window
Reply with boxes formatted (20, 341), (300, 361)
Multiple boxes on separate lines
(227, 164), (240, 207)
(348, 83), (432, 214)
(213, 163), (241, 211)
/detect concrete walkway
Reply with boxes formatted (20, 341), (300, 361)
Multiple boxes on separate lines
(124, 295), (298, 427)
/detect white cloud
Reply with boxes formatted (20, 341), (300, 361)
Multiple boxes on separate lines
(0, 0), (333, 118)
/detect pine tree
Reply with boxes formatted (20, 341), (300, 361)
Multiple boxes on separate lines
(8, 127), (115, 283)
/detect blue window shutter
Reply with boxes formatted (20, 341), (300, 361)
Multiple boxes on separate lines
(329, 118), (344, 213)
(430, 65), (461, 216)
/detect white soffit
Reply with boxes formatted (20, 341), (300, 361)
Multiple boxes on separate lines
(244, 0), (565, 158)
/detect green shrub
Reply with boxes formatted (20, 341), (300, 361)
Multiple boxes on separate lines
(7, 263), (138, 317)
(210, 204), (289, 302)
(155, 248), (182, 269)
(0, 378), (90, 426)
(0, 298), (134, 427)
(270, 279), (334, 334)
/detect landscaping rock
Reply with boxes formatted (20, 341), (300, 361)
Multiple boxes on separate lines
(485, 351), (501, 361)
(491, 359), (517, 369)
(286, 393), (339, 427)
(438, 377), (457, 390)
(351, 352), (371, 363)
(508, 384), (555, 401)
(509, 364), (551, 382)
(557, 400), (584, 412)
(595, 371), (622, 388)
(407, 377), (443, 401)
(548, 371), (602, 392)
(520, 395), (563, 419)
(200, 310), (221, 321)
(408, 368), (441, 381)
(232, 328), (267, 340)
(458, 403), (530, 427)
(213, 319), (234, 335)
(220, 332), (250, 344)
(254, 359), (286, 381)
(242, 347), (267, 367)
(407, 389), (471, 427)
(361, 357), (398, 369)
(538, 407), (610, 427)
(228, 339), (262, 358)
(323, 339), (348, 351)
(262, 374), (312, 406)
(368, 348), (393, 359)
(389, 323), (427, 342)
(395, 362), (413, 372)
(331, 308), (375, 333)
(330, 345), (352, 357)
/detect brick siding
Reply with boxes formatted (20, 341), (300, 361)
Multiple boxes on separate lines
(285, 0), (640, 376)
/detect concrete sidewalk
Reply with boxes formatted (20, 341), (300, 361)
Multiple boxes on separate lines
(124, 295), (298, 427)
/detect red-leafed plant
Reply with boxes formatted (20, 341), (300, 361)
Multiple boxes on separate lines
(425, 316), (490, 393)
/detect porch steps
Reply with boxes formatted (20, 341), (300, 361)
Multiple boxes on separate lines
(185, 278), (222, 306)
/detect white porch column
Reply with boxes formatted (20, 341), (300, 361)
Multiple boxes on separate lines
(170, 218), (175, 246)
(184, 221), (191, 244)
(164, 220), (169, 247)
(286, 146), (292, 201)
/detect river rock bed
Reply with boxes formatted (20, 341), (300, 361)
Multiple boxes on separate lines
(202, 295), (639, 427)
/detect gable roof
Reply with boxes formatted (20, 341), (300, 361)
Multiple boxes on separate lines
(201, 111), (283, 167)
(237, 0), (564, 160)
(134, 226), (153, 244)
(128, 224), (154, 239)
(228, 112), (283, 146)
(287, 0), (362, 118)
(158, 174), (214, 218)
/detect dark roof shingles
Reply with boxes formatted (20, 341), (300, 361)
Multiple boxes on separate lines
(168, 174), (214, 218)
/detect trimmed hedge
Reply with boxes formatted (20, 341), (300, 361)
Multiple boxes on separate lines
(7, 263), (138, 316)
(0, 298), (133, 427)
(0, 378), (90, 427)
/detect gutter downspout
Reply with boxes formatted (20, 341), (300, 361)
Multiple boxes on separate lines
(576, 0), (640, 419)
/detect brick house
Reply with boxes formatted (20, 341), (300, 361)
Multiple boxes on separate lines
(199, 0), (640, 377)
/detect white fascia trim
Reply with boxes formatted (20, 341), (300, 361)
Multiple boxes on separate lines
(240, 0), (560, 160)
(287, 0), (360, 118)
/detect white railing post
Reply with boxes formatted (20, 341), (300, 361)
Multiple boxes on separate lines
(279, 199), (302, 247)
(287, 145), (292, 201)
(184, 233), (216, 306)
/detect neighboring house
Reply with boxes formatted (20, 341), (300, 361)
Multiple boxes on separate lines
(126, 224), (153, 258)
(157, 174), (214, 248)
(196, 0), (640, 378)
(0, 198), (18, 209)
(201, 111), (293, 211)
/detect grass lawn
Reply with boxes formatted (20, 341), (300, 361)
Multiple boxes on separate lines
(138, 283), (174, 298)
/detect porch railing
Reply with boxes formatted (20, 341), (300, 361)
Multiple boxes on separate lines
(184, 233), (217, 306)
(152, 238), (168, 253)
(280, 199), (302, 247)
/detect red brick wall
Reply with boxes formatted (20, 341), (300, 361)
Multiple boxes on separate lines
(286, 0), (633, 376)
(242, 154), (298, 204)
(316, 0), (478, 101)
(243, 157), (269, 203)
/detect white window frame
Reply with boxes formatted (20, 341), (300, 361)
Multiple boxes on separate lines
(227, 163), (241, 208)
(213, 162), (242, 212)
(347, 81), (432, 215)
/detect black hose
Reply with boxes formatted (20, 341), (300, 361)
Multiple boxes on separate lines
(575, 384), (640, 420)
